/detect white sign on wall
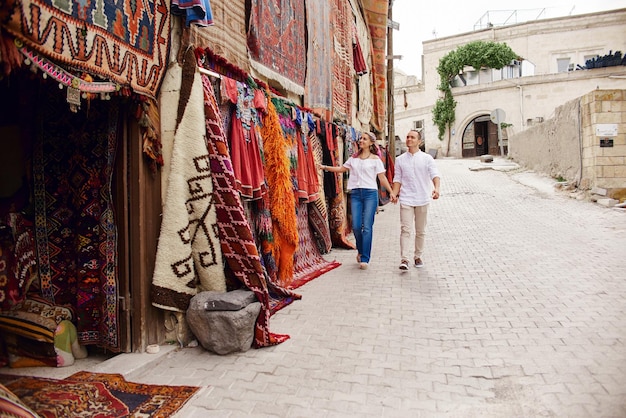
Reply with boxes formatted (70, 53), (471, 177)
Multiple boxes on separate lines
(595, 124), (618, 137)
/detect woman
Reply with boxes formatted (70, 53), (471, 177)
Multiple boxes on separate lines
(320, 132), (396, 269)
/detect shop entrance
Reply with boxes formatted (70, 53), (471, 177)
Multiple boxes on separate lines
(461, 115), (506, 158)
(0, 72), (134, 358)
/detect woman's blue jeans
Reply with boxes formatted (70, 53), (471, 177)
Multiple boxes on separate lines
(350, 188), (379, 263)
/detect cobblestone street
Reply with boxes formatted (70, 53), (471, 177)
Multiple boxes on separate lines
(21, 158), (626, 417)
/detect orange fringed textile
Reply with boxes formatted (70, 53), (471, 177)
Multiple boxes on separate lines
(138, 97), (164, 170)
(260, 96), (298, 286)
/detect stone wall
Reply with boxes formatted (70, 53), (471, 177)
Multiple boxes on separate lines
(509, 90), (626, 196)
(581, 90), (626, 194)
(509, 97), (581, 183)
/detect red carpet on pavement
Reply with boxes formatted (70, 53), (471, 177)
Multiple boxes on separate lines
(0, 371), (199, 417)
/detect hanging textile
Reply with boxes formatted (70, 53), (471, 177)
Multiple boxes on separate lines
(327, 125), (355, 249)
(1, 0), (171, 97)
(377, 146), (393, 206)
(201, 74), (299, 347)
(247, 0), (306, 95)
(151, 71), (225, 313)
(289, 203), (340, 289)
(33, 88), (119, 350)
(0, 213), (36, 311)
(360, 0), (388, 131)
(330, 0), (353, 122)
(307, 129), (332, 255)
(249, 194), (278, 284)
(172, 0), (214, 27)
(353, 31), (368, 75)
(294, 110), (319, 203)
(259, 98), (298, 286)
(191, 0), (249, 72)
(222, 77), (267, 201)
(304, 0), (332, 116)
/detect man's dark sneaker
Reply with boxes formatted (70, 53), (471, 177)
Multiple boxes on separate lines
(414, 258), (424, 268)
(399, 260), (409, 270)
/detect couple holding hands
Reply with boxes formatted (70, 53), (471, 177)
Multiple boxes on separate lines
(320, 130), (440, 271)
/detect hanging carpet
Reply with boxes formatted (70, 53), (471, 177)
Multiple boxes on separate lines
(190, 0), (249, 72)
(32, 89), (119, 351)
(201, 74), (300, 347)
(247, 0), (306, 95)
(0, 372), (199, 417)
(360, 0), (388, 131)
(289, 203), (340, 290)
(330, 0), (353, 122)
(307, 131), (332, 254)
(0, 0), (171, 97)
(152, 70), (225, 313)
(304, 0), (332, 116)
(326, 126), (355, 250)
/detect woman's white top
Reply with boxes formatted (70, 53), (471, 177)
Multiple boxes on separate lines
(343, 156), (386, 191)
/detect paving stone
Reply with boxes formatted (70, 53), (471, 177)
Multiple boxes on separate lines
(21, 158), (626, 417)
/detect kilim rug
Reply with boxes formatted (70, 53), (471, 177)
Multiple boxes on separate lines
(32, 86), (119, 351)
(360, 0), (388, 131)
(328, 127), (356, 249)
(289, 203), (340, 290)
(247, 0), (306, 95)
(0, 0), (171, 97)
(190, 0), (249, 72)
(330, 0), (353, 122)
(307, 131), (332, 254)
(304, 0), (332, 116)
(0, 372), (199, 418)
(152, 70), (226, 313)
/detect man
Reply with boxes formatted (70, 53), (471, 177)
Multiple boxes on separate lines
(392, 130), (440, 270)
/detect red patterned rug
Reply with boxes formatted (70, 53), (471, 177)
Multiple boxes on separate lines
(1, 0), (171, 97)
(289, 202), (341, 290)
(0, 371), (199, 418)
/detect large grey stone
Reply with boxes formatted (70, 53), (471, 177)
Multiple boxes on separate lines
(197, 289), (257, 311)
(186, 291), (260, 355)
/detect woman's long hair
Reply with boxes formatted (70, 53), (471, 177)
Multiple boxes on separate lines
(354, 131), (381, 157)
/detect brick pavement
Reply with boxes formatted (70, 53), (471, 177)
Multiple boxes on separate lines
(15, 158), (626, 417)
(135, 157), (626, 417)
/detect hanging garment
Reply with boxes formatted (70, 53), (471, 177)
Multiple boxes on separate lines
(294, 110), (319, 203)
(353, 29), (368, 75)
(223, 77), (267, 201)
(171, 0), (214, 26)
(201, 74), (300, 348)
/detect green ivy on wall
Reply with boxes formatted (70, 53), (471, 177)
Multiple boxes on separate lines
(432, 41), (519, 142)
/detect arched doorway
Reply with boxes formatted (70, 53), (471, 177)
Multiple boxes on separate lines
(461, 115), (506, 158)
